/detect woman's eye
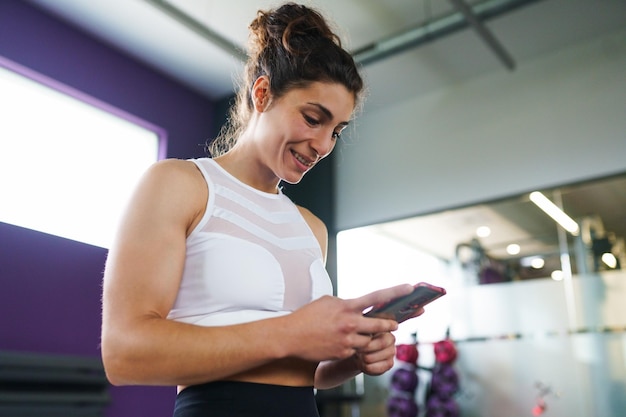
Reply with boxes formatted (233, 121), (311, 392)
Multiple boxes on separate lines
(304, 115), (320, 126)
(332, 125), (348, 140)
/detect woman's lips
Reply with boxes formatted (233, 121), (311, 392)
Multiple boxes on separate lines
(292, 150), (315, 170)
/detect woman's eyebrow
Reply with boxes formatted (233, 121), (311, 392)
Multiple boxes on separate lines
(307, 102), (350, 126)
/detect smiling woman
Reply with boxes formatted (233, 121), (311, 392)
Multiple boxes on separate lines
(0, 57), (164, 248)
(99, 3), (423, 417)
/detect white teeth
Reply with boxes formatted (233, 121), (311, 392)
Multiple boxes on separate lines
(294, 151), (313, 167)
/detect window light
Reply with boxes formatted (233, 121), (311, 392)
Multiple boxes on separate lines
(0, 57), (165, 248)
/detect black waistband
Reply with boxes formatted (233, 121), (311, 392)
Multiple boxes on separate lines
(173, 380), (319, 417)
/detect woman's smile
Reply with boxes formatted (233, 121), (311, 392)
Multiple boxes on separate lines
(291, 150), (317, 171)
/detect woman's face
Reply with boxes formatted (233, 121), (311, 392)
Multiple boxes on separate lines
(253, 80), (355, 185)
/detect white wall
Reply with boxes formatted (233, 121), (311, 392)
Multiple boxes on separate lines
(335, 28), (626, 231)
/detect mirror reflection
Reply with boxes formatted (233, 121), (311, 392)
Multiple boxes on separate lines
(336, 173), (626, 417)
(362, 173), (626, 285)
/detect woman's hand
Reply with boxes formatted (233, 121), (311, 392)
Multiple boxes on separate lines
(280, 284), (414, 362)
(353, 303), (424, 376)
(352, 331), (397, 376)
(310, 287), (427, 388)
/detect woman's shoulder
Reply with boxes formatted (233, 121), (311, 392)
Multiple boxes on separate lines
(296, 205), (322, 225)
(136, 159), (208, 230)
(146, 158), (204, 183)
(139, 158), (208, 201)
(150, 157), (200, 173)
(297, 206), (328, 240)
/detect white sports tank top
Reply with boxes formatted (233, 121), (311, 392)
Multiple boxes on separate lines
(167, 158), (333, 326)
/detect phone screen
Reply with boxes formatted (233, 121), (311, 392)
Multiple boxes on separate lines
(363, 282), (446, 323)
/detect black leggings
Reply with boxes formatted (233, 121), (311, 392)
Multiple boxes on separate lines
(173, 381), (320, 417)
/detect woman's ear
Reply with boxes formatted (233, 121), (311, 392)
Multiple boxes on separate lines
(251, 76), (271, 112)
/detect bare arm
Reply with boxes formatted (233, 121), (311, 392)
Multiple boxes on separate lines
(101, 159), (289, 385)
(101, 160), (411, 387)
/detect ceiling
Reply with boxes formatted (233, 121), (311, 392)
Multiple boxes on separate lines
(25, 0), (626, 275)
(26, 0), (626, 111)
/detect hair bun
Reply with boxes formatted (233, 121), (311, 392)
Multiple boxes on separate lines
(248, 3), (340, 58)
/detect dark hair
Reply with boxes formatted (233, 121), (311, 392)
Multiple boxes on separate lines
(209, 2), (364, 156)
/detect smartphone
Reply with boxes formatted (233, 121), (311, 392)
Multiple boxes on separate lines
(363, 282), (446, 323)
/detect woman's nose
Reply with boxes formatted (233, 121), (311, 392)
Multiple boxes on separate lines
(311, 129), (336, 159)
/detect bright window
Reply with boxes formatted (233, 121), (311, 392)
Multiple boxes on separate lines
(337, 226), (452, 344)
(0, 57), (166, 248)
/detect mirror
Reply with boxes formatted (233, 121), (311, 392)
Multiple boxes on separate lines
(336, 173), (626, 417)
(360, 173), (626, 284)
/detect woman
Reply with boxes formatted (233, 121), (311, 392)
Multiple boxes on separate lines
(101, 3), (417, 416)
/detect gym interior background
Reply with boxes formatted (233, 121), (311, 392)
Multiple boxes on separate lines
(1, 1), (625, 416)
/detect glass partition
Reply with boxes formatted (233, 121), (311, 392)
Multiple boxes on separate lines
(336, 173), (626, 417)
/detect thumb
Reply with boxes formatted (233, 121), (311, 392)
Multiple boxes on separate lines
(349, 284), (414, 313)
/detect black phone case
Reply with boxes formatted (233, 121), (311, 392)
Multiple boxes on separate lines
(364, 283), (446, 323)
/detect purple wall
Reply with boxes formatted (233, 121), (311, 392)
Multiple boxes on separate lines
(0, 1), (219, 415)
